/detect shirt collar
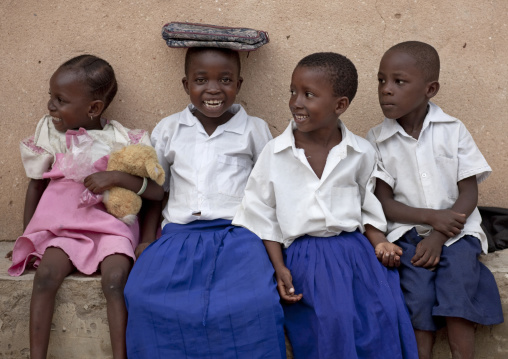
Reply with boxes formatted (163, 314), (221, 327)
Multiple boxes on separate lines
(376, 101), (457, 143)
(273, 119), (365, 154)
(180, 104), (247, 135)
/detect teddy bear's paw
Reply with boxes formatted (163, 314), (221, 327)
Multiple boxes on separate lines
(148, 163), (166, 185)
(120, 214), (138, 225)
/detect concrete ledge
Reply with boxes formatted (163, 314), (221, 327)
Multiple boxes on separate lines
(0, 242), (112, 359)
(1, 241), (507, 358)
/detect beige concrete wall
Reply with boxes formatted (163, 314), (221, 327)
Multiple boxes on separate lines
(1, 0), (507, 240)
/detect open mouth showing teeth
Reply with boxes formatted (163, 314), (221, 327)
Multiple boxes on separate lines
(204, 100), (223, 108)
(51, 116), (62, 123)
(294, 115), (309, 122)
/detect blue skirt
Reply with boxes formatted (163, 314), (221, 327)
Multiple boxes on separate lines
(124, 219), (286, 359)
(283, 231), (418, 359)
(397, 228), (504, 331)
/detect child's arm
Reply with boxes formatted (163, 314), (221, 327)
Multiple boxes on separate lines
(23, 178), (48, 229)
(375, 179), (466, 238)
(376, 176), (478, 268)
(135, 195), (165, 258)
(410, 175), (478, 267)
(83, 171), (164, 201)
(364, 224), (402, 267)
(263, 240), (302, 303)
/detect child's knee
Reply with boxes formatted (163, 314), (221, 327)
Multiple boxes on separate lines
(101, 267), (129, 297)
(33, 266), (65, 293)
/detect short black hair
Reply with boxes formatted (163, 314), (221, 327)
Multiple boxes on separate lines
(386, 41), (440, 82)
(296, 52), (358, 102)
(60, 55), (118, 111)
(184, 47), (241, 77)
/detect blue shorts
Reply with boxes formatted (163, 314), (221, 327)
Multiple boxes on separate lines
(397, 228), (504, 331)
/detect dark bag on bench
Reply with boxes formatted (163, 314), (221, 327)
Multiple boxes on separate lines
(479, 206), (508, 252)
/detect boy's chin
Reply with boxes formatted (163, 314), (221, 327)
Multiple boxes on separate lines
(380, 109), (397, 120)
(193, 107), (234, 124)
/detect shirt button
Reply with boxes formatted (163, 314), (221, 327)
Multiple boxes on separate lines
(421, 173), (427, 178)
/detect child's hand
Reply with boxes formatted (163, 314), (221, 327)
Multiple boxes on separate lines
(375, 242), (403, 267)
(84, 171), (117, 194)
(134, 242), (151, 258)
(411, 231), (447, 268)
(274, 266), (303, 303)
(426, 209), (466, 238)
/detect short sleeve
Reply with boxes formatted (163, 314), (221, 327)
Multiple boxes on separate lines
(358, 148), (388, 233)
(251, 119), (273, 163)
(19, 135), (53, 179)
(457, 123), (491, 183)
(232, 144), (284, 243)
(151, 121), (172, 192)
(366, 129), (395, 188)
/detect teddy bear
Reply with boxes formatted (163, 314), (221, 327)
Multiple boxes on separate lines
(103, 144), (165, 224)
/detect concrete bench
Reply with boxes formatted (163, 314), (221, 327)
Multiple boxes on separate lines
(1, 241), (507, 358)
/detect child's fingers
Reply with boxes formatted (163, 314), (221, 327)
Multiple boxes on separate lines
(394, 255), (401, 267)
(381, 252), (390, 266)
(423, 255), (440, 269)
(276, 284), (301, 303)
(276, 274), (302, 303)
(282, 277), (297, 296)
(382, 251), (399, 267)
(455, 213), (467, 223)
(388, 252), (396, 267)
(412, 251), (433, 267)
(411, 248), (428, 267)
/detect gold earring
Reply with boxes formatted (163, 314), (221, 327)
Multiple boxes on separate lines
(90, 115), (94, 121)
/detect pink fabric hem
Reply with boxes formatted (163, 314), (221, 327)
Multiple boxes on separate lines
(8, 236), (136, 277)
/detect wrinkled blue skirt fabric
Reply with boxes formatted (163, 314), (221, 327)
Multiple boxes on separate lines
(124, 219), (286, 359)
(283, 231), (418, 359)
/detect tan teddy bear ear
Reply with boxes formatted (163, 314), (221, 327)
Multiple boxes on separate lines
(147, 163), (166, 186)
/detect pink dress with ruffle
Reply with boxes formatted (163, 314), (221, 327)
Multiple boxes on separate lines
(8, 116), (150, 276)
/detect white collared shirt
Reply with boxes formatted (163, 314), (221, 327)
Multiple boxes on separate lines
(151, 104), (272, 226)
(233, 120), (387, 248)
(367, 102), (491, 253)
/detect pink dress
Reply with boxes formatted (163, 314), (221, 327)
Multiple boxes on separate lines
(8, 116), (151, 276)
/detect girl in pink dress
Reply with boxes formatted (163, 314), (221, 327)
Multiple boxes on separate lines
(8, 55), (164, 359)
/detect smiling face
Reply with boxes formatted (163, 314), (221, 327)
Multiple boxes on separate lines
(47, 67), (99, 132)
(378, 50), (438, 124)
(182, 49), (243, 126)
(289, 66), (348, 134)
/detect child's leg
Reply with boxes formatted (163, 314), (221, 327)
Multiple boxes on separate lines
(446, 317), (474, 359)
(414, 330), (435, 359)
(397, 230), (440, 358)
(435, 236), (502, 359)
(30, 247), (75, 359)
(100, 254), (132, 359)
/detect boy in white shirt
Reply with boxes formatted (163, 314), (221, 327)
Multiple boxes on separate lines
(234, 52), (418, 359)
(367, 41), (503, 359)
(124, 47), (286, 358)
